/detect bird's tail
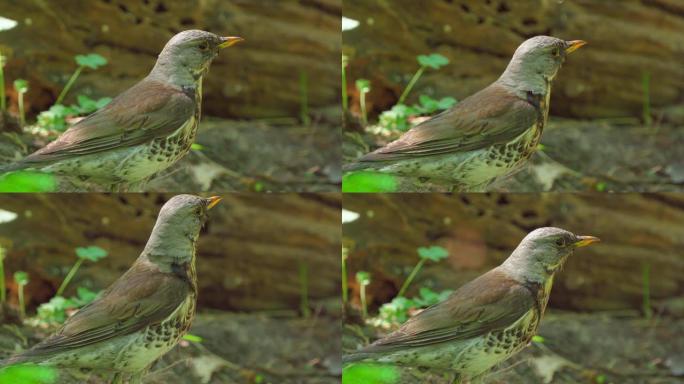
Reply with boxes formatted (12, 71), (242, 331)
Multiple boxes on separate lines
(0, 162), (29, 174)
(342, 161), (373, 172)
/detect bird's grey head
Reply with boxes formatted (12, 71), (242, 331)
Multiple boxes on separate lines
(150, 29), (243, 86)
(141, 194), (222, 266)
(499, 36), (586, 94)
(501, 227), (599, 284)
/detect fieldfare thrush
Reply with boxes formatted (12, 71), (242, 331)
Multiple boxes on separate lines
(2, 194), (222, 384)
(0, 30), (243, 189)
(343, 227), (599, 383)
(344, 36), (586, 191)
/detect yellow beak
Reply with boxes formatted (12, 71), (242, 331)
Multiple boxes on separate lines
(219, 36), (244, 49)
(574, 235), (600, 248)
(206, 196), (222, 210)
(565, 40), (587, 54)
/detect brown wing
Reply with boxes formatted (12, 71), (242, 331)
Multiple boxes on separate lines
(346, 83), (538, 170)
(17, 78), (194, 167)
(18, 262), (189, 358)
(346, 269), (535, 360)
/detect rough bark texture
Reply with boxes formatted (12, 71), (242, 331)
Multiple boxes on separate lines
(0, 0), (341, 119)
(343, 193), (684, 312)
(0, 193), (341, 312)
(343, 0), (684, 118)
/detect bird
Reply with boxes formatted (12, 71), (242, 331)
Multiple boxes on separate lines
(2, 194), (222, 384)
(344, 36), (586, 192)
(343, 227), (599, 383)
(0, 30), (243, 190)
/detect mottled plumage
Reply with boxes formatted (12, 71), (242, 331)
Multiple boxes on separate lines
(344, 36), (586, 191)
(0, 30), (243, 188)
(3, 194), (222, 383)
(343, 227), (599, 383)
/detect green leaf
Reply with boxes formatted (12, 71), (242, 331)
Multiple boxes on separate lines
(436, 96), (456, 110)
(417, 53), (449, 69)
(378, 104), (419, 131)
(75, 286), (98, 305)
(378, 296), (415, 324)
(343, 172), (398, 193)
(343, 363), (401, 384)
(595, 181), (607, 192)
(253, 181), (264, 192)
(355, 271), (371, 286)
(36, 296), (69, 324)
(13, 79), (28, 93)
(0, 364), (58, 384)
(190, 143), (205, 151)
(13, 271), (29, 285)
(595, 374), (607, 384)
(0, 171), (57, 192)
(532, 335), (545, 343)
(94, 97), (112, 109)
(36, 104), (78, 131)
(182, 333), (204, 343)
(417, 246), (449, 261)
(75, 246), (108, 262)
(75, 53), (107, 69)
(355, 78), (371, 93)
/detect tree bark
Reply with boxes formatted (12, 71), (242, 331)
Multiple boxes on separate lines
(343, 193), (684, 311)
(343, 0), (684, 118)
(0, 0), (341, 119)
(0, 193), (341, 312)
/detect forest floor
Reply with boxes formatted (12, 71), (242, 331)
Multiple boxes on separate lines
(343, 311), (684, 384)
(0, 116), (341, 192)
(343, 119), (684, 192)
(0, 311), (342, 384)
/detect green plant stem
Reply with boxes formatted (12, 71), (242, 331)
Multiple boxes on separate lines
(642, 263), (652, 319)
(0, 56), (5, 112)
(55, 65), (84, 105)
(642, 71), (652, 127)
(56, 258), (84, 297)
(397, 66), (426, 105)
(341, 58), (348, 112)
(299, 261), (310, 318)
(342, 248), (348, 303)
(0, 248), (5, 303)
(360, 91), (367, 126)
(397, 258), (426, 298)
(17, 92), (24, 127)
(360, 285), (367, 319)
(17, 285), (25, 318)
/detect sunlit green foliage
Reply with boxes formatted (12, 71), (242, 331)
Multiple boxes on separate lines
(342, 172), (398, 193)
(375, 287), (452, 327)
(0, 171), (57, 192)
(343, 363), (401, 384)
(0, 364), (58, 384)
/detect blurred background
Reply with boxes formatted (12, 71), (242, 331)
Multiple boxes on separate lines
(342, 193), (684, 383)
(0, 0), (341, 192)
(0, 193), (341, 383)
(342, 0), (684, 192)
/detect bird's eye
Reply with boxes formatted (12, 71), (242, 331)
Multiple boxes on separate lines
(555, 238), (565, 246)
(198, 42), (209, 51)
(552, 47), (560, 57)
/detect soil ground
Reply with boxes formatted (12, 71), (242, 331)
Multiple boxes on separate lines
(342, 311), (684, 384)
(343, 119), (684, 192)
(0, 311), (341, 384)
